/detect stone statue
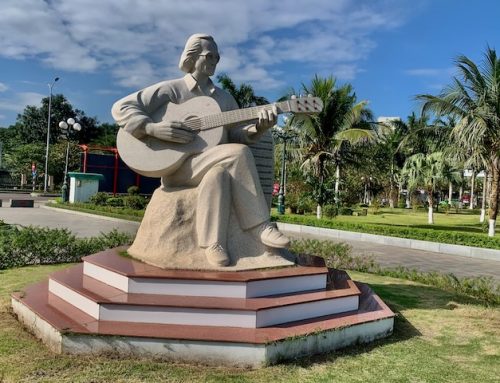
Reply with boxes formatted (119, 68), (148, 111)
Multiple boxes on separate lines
(112, 33), (292, 269)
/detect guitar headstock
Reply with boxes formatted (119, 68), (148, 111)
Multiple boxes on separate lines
(287, 95), (323, 114)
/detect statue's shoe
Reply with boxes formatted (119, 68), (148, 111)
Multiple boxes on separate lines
(205, 243), (230, 267)
(258, 223), (290, 248)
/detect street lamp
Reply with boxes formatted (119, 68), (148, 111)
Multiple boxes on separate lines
(44, 77), (59, 192)
(59, 118), (81, 202)
(273, 124), (297, 214)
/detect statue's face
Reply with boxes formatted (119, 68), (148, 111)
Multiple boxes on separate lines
(193, 39), (220, 77)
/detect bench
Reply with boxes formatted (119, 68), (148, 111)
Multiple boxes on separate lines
(10, 199), (34, 208)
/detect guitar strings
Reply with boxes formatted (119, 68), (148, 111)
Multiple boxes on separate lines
(179, 100), (319, 132)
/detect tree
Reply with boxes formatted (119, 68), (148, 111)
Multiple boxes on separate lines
(3, 141), (80, 186)
(89, 123), (120, 147)
(417, 47), (500, 236)
(14, 94), (99, 145)
(376, 118), (409, 208)
(217, 74), (269, 107)
(402, 152), (446, 224)
(291, 75), (376, 218)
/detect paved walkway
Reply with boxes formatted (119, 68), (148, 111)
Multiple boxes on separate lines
(0, 193), (498, 282)
(0, 205), (139, 238)
(283, 231), (500, 282)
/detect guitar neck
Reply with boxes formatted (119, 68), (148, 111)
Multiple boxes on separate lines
(195, 101), (292, 131)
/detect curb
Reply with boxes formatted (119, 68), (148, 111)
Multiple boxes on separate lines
(277, 222), (500, 262)
(41, 205), (141, 225)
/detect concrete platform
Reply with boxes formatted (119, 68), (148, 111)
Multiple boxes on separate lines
(11, 249), (394, 366)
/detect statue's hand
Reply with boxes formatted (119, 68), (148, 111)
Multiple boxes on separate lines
(256, 105), (278, 132)
(145, 121), (195, 143)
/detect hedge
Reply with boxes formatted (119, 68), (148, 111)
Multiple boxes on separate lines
(0, 221), (133, 270)
(272, 214), (500, 250)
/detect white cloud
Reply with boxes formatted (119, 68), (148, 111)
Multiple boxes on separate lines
(0, 0), (413, 92)
(405, 67), (455, 77)
(0, 92), (45, 112)
(0, 83), (8, 92)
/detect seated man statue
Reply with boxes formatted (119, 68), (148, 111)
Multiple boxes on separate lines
(112, 33), (290, 267)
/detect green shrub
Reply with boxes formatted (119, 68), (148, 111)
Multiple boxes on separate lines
(339, 207), (353, 216)
(127, 185), (140, 195)
(297, 195), (316, 213)
(322, 204), (338, 219)
(47, 202), (144, 221)
(0, 226), (132, 270)
(289, 237), (499, 305)
(374, 267), (499, 306)
(89, 192), (109, 206)
(106, 197), (124, 207)
(272, 213), (500, 250)
(290, 239), (375, 271)
(124, 195), (147, 210)
(370, 199), (381, 214)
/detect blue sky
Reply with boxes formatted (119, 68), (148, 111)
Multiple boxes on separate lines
(0, 0), (498, 128)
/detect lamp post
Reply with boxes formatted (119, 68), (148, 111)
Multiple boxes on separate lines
(59, 118), (81, 202)
(273, 125), (297, 215)
(43, 77), (59, 192)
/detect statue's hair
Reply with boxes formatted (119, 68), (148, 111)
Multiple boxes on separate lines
(179, 33), (217, 73)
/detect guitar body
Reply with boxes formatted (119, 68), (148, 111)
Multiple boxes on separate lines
(116, 94), (322, 178)
(117, 96), (225, 178)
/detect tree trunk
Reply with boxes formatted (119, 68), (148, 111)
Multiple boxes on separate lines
(316, 204), (322, 219)
(487, 171), (492, 207)
(459, 185), (463, 208)
(488, 160), (499, 237)
(334, 164), (340, 204)
(389, 161), (395, 208)
(397, 182), (402, 207)
(480, 171), (487, 223)
(469, 170), (475, 209)
(317, 163), (324, 219)
(448, 182), (453, 205)
(427, 190), (434, 224)
(428, 202), (434, 224)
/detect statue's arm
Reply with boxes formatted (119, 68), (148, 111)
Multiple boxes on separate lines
(112, 81), (193, 143)
(112, 82), (172, 138)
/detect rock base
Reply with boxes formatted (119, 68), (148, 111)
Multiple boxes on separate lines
(129, 186), (294, 270)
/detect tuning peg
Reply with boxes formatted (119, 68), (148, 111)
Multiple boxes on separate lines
(291, 94), (297, 99)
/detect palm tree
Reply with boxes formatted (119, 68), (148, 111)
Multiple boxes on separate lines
(290, 75), (376, 218)
(385, 112), (443, 209)
(217, 74), (269, 107)
(402, 152), (446, 224)
(417, 47), (500, 236)
(376, 118), (409, 208)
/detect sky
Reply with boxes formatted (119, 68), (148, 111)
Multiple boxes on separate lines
(0, 0), (498, 128)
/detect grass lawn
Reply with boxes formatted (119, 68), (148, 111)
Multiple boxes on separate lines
(277, 207), (492, 235)
(1, 264), (498, 382)
(271, 207), (500, 249)
(334, 208), (492, 235)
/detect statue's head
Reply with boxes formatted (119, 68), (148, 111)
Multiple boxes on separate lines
(179, 33), (220, 76)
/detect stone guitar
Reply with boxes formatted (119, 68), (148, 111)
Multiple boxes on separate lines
(116, 95), (323, 177)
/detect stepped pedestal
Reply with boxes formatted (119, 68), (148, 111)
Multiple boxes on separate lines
(11, 248), (394, 367)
